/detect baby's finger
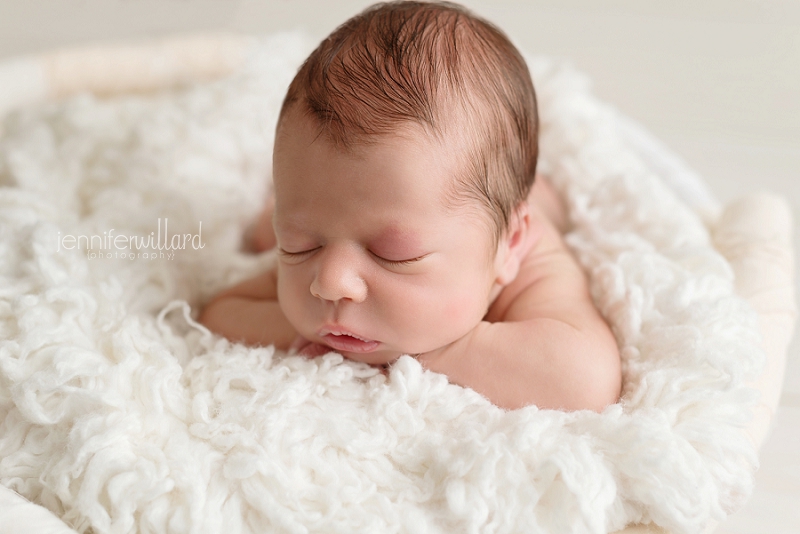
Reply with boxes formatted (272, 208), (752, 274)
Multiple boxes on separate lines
(298, 343), (332, 358)
(289, 335), (310, 352)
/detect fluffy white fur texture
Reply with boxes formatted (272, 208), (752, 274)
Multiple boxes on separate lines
(0, 34), (764, 534)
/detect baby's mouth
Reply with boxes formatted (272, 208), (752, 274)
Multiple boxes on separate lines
(318, 328), (380, 353)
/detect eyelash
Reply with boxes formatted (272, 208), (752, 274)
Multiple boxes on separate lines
(371, 253), (425, 266)
(278, 247), (424, 266)
(278, 247), (318, 260)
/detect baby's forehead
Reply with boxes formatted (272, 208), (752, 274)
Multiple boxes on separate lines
(274, 106), (493, 215)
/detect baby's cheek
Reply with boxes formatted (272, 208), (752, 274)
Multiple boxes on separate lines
(441, 290), (485, 328)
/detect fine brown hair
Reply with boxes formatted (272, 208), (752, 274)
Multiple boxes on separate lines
(278, 1), (538, 245)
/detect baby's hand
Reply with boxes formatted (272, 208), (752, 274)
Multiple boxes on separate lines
(289, 336), (391, 376)
(289, 336), (332, 358)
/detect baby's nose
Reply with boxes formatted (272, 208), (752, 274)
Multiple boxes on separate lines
(309, 246), (367, 303)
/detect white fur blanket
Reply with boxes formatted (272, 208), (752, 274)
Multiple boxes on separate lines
(0, 34), (764, 534)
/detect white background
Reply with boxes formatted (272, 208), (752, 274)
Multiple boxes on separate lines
(0, 1), (797, 531)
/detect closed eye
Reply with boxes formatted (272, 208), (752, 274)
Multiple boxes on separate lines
(370, 251), (429, 266)
(278, 247), (319, 260)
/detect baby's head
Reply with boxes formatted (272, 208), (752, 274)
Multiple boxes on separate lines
(279, 0), (538, 245)
(272, 1), (539, 363)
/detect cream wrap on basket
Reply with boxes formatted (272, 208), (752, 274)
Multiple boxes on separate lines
(0, 33), (795, 534)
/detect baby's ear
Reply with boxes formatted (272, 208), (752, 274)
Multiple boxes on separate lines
(494, 202), (531, 286)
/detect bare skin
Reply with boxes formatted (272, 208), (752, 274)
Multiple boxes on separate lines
(419, 178), (620, 411)
(201, 179), (620, 411)
(200, 119), (620, 412)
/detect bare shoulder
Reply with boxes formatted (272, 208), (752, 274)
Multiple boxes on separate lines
(486, 207), (621, 408)
(487, 208), (589, 325)
(491, 204), (619, 356)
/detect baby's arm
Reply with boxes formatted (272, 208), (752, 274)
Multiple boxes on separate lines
(419, 277), (620, 411)
(418, 182), (621, 412)
(199, 266), (297, 349)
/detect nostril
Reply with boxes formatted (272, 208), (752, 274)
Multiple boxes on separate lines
(309, 276), (326, 300)
(309, 246), (368, 302)
(310, 275), (367, 303)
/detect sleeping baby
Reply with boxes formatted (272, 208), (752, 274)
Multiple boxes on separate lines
(200, 0), (621, 411)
